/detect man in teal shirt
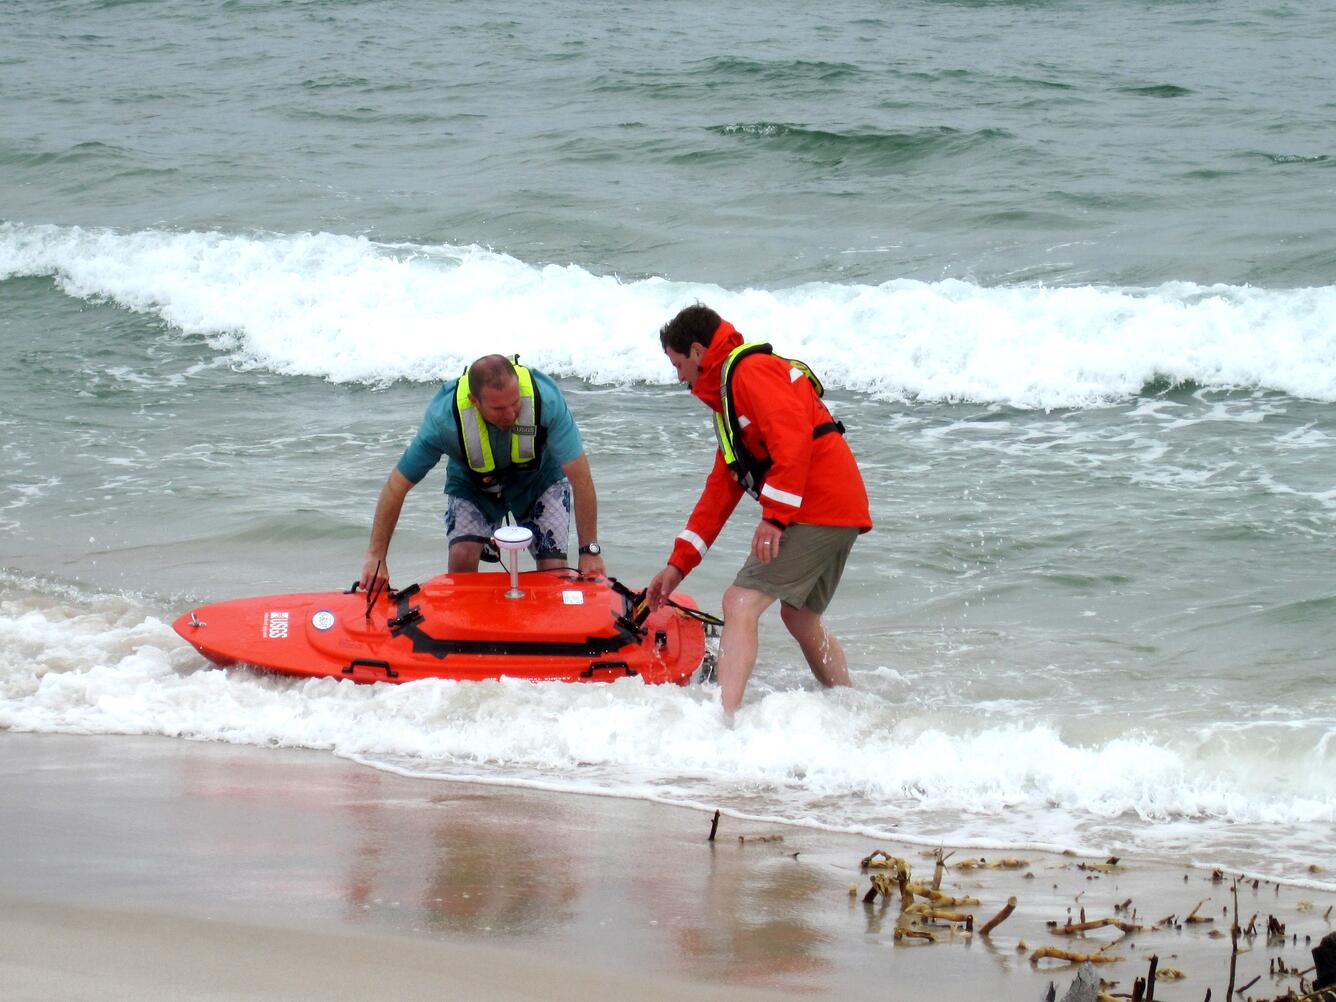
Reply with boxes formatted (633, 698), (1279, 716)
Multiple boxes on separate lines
(359, 355), (606, 590)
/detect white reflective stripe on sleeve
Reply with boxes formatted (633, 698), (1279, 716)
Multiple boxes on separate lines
(790, 367), (803, 382)
(677, 529), (708, 555)
(738, 415), (751, 428)
(760, 483), (803, 508)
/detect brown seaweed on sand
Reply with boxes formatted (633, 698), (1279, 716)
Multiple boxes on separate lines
(1030, 946), (1125, 966)
(955, 856), (1031, 871)
(1077, 857), (1125, 874)
(921, 889), (980, 907)
(861, 849), (907, 871)
(903, 902), (975, 930)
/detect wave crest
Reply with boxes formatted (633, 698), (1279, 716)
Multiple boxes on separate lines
(4, 222), (1336, 408)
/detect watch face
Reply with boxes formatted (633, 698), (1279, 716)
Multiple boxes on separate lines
(584, 542), (601, 555)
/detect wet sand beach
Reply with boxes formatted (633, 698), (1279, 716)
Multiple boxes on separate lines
(2, 732), (1331, 1001)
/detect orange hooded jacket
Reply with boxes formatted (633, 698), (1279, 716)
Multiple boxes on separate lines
(667, 322), (872, 577)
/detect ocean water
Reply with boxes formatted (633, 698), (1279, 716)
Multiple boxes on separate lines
(2, 1), (1333, 886)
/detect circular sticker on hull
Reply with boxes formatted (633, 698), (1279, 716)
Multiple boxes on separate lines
(311, 610), (336, 631)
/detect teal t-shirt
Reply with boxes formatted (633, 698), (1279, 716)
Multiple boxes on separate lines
(396, 368), (584, 521)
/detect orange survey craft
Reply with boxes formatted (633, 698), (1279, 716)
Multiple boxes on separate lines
(173, 572), (711, 686)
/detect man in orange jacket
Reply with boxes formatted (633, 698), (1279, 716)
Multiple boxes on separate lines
(647, 304), (872, 714)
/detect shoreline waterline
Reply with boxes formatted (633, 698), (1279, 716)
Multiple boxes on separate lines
(5, 731), (1334, 1000)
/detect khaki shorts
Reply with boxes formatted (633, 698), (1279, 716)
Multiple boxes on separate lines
(733, 524), (859, 614)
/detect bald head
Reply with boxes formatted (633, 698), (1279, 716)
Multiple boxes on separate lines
(468, 354), (517, 393)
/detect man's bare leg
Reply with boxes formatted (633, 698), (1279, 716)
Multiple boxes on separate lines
(448, 541), (483, 573)
(717, 585), (778, 715)
(779, 603), (851, 689)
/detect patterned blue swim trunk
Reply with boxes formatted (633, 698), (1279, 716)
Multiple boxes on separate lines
(444, 479), (572, 562)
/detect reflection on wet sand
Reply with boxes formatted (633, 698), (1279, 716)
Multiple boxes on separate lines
(674, 844), (833, 989)
(164, 739), (854, 993)
(419, 795), (580, 936)
(330, 772), (841, 991)
(335, 779), (581, 937)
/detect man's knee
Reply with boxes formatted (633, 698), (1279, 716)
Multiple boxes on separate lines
(732, 585), (774, 617)
(449, 541), (483, 573)
(722, 584), (774, 620)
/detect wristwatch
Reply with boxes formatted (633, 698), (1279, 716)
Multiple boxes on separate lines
(578, 541), (602, 556)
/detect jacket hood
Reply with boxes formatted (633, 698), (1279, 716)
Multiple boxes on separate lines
(691, 321), (743, 413)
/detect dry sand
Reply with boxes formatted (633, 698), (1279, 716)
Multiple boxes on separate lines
(1, 731), (1331, 1001)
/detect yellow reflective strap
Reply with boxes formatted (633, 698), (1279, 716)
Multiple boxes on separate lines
(510, 361), (537, 463)
(713, 412), (737, 463)
(455, 369), (496, 473)
(718, 342), (769, 451)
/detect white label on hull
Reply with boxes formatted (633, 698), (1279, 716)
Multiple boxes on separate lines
(562, 591), (584, 605)
(263, 611), (290, 639)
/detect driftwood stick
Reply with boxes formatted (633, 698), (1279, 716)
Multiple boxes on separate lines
(1185, 899), (1213, 924)
(1030, 946), (1124, 966)
(1226, 880), (1240, 1001)
(980, 897), (1017, 936)
(1146, 954), (1158, 1001)
(955, 857), (1030, 870)
(861, 849), (906, 871)
(1048, 916), (1142, 936)
(708, 809), (720, 841)
(923, 889), (980, 907)
(863, 874), (896, 905)
(897, 868), (913, 911)
(920, 908), (974, 926)
(893, 927), (936, 943)
(904, 903), (974, 929)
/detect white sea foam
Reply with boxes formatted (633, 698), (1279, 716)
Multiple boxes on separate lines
(4, 222), (1336, 408)
(2, 582), (1332, 884)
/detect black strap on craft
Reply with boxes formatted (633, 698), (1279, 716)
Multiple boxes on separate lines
(666, 599), (724, 630)
(608, 577), (652, 628)
(387, 580), (643, 660)
(608, 577), (724, 631)
(363, 560), (387, 620)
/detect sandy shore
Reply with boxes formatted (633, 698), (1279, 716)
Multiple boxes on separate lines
(2, 732), (1331, 1001)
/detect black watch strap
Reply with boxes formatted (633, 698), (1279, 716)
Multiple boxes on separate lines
(579, 541), (601, 556)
